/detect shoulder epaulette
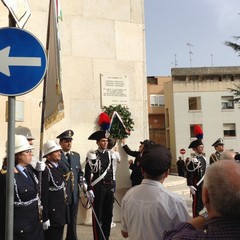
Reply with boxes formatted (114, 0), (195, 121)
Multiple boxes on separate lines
(46, 162), (54, 168)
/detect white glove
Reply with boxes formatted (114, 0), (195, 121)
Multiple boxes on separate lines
(86, 190), (95, 203)
(189, 186), (197, 195)
(43, 219), (50, 230)
(35, 161), (46, 172)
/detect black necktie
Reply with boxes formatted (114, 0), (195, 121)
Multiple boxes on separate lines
(66, 153), (71, 165)
(23, 168), (34, 186)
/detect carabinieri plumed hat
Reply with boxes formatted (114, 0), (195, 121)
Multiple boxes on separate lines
(188, 125), (204, 149)
(88, 130), (110, 141)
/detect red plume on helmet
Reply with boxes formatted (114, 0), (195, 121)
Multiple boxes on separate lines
(188, 125), (203, 149)
(98, 112), (111, 130)
(194, 125), (203, 140)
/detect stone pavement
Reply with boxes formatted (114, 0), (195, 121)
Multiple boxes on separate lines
(70, 174), (192, 240)
(75, 222), (124, 240)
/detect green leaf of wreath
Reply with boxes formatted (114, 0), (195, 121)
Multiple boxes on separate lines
(103, 105), (134, 139)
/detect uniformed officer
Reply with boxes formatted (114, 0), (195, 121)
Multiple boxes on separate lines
(186, 139), (207, 217)
(85, 130), (114, 240)
(15, 126), (35, 145)
(209, 138), (224, 164)
(57, 129), (83, 240)
(0, 135), (44, 240)
(41, 140), (68, 240)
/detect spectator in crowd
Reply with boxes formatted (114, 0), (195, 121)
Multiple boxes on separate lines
(209, 138), (224, 164)
(121, 144), (190, 240)
(218, 150), (236, 161)
(163, 160), (240, 239)
(176, 156), (185, 177)
(121, 138), (155, 186)
(234, 153), (240, 163)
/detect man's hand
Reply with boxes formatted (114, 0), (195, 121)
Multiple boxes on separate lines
(43, 219), (50, 230)
(35, 161), (46, 172)
(128, 159), (133, 165)
(121, 230), (129, 238)
(189, 185), (197, 195)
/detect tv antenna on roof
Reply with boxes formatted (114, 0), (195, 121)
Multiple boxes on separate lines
(186, 42), (193, 67)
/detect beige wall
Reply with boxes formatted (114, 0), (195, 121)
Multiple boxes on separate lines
(0, 0), (148, 222)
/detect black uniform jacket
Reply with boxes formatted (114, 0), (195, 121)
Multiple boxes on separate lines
(84, 150), (113, 187)
(41, 160), (69, 227)
(0, 166), (44, 240)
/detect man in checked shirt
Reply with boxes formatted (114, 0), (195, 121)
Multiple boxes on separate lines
(164, 160), (240, 239)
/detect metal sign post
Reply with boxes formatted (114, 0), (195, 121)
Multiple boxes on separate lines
(6, 97), (15, 240)
(4, 12), (16, 240)
(0, 17), (47, 240)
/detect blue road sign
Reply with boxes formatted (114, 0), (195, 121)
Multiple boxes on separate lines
(0, 27), (47, 96)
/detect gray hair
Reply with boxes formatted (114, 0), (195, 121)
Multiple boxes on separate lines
(203, 160), (240, 217)
(219, 150), (236, 161)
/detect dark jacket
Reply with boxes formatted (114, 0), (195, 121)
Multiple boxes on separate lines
(58, 151), (83, 205)
(122, 145), (143, 186)
(0, 166), (44, 240)
(41, 161), (68, 226)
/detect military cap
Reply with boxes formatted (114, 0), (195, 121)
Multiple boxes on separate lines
(88, 130), (110, 141)
(212, 138), (224, 147)
(15, 126), (35, 140)
(141, 144), (172, 175)
(56, 129), (74, 140)
(188, 139), (203, 149)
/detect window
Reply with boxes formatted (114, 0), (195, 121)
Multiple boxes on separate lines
(150, 94), (164, 107)
(223, 123), (236, 137)
(190, 124), (203, 138)
(188, 97), (201, 110)
(221, 96), (234, 109)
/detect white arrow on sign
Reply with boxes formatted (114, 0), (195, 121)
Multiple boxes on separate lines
(0, 46), (41, 77)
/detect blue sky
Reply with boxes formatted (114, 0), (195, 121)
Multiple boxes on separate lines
(144, 0), (240, 76)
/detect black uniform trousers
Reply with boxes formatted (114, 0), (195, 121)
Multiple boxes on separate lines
(44, 226), (64, 240)
(92, 181), (114, 240)
(192, 182), (204, 217)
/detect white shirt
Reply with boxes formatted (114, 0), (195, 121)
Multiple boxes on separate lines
(109, 149), (121, 180)
(121, 179), (190, 240)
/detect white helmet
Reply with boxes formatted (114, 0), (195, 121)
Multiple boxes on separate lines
(43, 140), (62, 158)
(13, 135), (34, 154)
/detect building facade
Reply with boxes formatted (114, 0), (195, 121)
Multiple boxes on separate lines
(147, 76), (171, 146)
(0, 0), (148, 222)
(164, 66), (240, 170)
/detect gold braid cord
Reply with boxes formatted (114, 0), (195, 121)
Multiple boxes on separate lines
(63, 172), (74, 192)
